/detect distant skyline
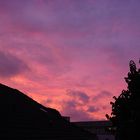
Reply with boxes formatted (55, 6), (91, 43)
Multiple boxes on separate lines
(0, 0), (140, 121)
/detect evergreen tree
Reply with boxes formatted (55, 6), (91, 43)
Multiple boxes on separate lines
(106, 60), (140, 140)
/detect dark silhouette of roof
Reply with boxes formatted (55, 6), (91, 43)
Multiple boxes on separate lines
(0, 83), (96, 140)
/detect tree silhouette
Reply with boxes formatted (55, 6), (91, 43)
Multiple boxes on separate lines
(106, 60), (140, 140)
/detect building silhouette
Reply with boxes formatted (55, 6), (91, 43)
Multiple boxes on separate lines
(73, 121), (115, 140)
(0, 83), (96, 140)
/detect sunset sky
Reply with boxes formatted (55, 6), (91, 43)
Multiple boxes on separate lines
(0, 0), (140, 121)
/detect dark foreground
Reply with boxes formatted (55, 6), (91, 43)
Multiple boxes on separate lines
(0, 83), (96, 140)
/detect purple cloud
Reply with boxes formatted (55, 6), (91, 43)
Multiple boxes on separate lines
(87, 106), (99, 113)
(67, 89), (89, 103)
(93, 91), (112, 102)
(0, 51), (29, 77)
(62, 100), (93, 121)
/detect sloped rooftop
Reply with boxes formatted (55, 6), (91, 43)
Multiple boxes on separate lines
(0, 83), (96, 140)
